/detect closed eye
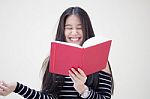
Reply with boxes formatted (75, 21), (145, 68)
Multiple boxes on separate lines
(65, 27), (72, 30)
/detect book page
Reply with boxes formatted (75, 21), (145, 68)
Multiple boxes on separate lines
(83, 36), (111, 48)
(51, 41), (82, 48)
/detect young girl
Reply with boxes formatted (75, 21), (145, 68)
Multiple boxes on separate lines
(0, 7), (114, 99)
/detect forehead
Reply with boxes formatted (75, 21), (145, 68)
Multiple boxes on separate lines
(65, 15), (81, 25)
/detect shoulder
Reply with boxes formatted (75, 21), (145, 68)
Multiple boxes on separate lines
(41, 56), (50, 70)
(42, 56), (50, 65)
(102, 62), (112, 74)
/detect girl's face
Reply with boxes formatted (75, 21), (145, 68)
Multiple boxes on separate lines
(64, 15), (83, 45)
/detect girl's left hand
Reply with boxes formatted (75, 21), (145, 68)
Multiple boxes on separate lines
(0, 81), (17, 96)
(69, 68), (87, 94)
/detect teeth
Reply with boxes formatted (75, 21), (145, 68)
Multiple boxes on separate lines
(70, 37), (80, 41)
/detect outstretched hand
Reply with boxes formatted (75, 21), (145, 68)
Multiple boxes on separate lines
(0, 81), (17, 96)
(69, 68), (88, 94)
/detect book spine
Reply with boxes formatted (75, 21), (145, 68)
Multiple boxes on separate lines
(81, 48), (85, 71)
(50, 43), (56, 72)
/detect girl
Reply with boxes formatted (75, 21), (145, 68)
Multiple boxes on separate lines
(0, 7), (114, 99)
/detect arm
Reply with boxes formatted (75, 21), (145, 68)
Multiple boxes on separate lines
(69, 62), (112, 99)
(85, 71), (112, 99)
(0, 81), (58, 99)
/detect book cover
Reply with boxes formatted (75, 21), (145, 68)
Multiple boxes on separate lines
(49, 36), (112, 76)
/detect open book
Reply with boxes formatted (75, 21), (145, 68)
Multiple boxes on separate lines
(49, 36), (112, 76)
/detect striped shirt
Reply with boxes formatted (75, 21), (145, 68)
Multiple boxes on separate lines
(14, 71), (112, 99)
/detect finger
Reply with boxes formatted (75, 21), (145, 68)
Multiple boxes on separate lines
(71, 68), (79, 76)
(0, 81), (8, 87)
(0, 91), (4, 96)
(69, 70), (79, 82)
(69, 70), (75, 83)
(0, 81), (4, 85)
(69, 70), (76, 80)
(69, 74), (75, 83)
(0, 88), (4, 95)
(77, 68), (87, 77)
(0, 84), (9, 92)
(71, 68), (84, 79)
(0, 90), (6, 96)
(71, 68), (86, 80)
(0, 88), (3, 91)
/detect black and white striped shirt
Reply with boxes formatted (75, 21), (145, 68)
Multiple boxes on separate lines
(14, 71), (112, 99)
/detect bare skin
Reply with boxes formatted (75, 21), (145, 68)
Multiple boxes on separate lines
(0, 15), (111, 96)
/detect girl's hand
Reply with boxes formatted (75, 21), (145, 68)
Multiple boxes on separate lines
(0, 81), (17, 96)
(69, 68), (88, 94)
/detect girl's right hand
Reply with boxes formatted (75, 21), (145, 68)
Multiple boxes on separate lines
(0, 81), (17, 96)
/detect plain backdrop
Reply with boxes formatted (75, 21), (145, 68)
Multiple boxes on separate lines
(0, 0), (150, 99)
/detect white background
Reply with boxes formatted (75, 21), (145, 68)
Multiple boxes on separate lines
(0, 0), (150, 99)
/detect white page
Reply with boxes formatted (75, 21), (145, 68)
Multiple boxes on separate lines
(51, 36), (111, 48)
(83, 36), (111, 48)
(51, 41), (82, 48)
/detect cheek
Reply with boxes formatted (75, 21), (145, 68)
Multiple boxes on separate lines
(64, 32), (69, 41)
(64, 30), (69, 36)
(78, 30), (83, 35)
(79, 31), (84, 37)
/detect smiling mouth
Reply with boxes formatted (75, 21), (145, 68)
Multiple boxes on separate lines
(69, 37), (81, 42)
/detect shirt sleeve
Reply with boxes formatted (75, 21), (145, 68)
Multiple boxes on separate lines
(85, 71), (112, 99)
(14, 82), (58, 99)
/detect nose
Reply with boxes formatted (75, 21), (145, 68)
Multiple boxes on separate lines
(71, 29), (78, 35)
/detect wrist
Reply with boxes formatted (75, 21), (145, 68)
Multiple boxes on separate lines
(79, 84), (87, 94)
(9, 82), (17, 92)
(80, 85), (90, 98)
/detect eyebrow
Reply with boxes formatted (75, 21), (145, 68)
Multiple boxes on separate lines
(65, 24), (82, 26)
(65, 24), (71, 26)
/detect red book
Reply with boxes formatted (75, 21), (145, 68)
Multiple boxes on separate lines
(49, 36), (112, 76)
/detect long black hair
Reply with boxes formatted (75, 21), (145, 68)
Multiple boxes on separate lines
(41, 7), (114, 95)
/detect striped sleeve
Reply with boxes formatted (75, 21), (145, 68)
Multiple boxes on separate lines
(14, 82), (57, 99)
(86, 71), (112, 99)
